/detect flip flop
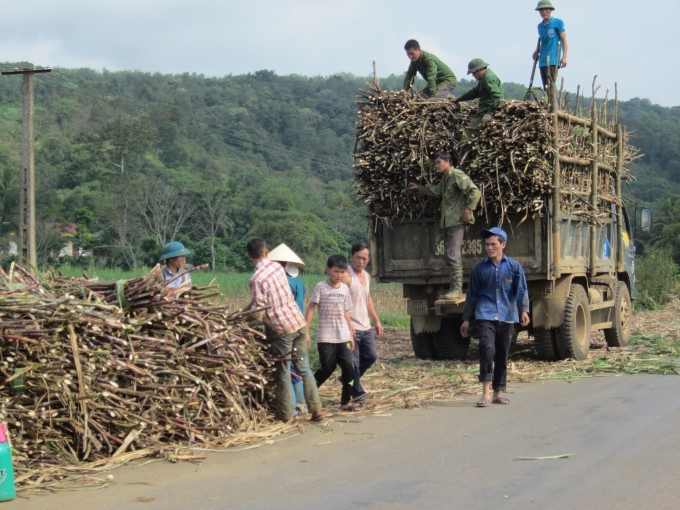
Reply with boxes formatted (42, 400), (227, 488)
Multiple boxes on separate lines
(351, 393), (368, 404)
(340, 404), (362, 412)
(476, 397), (490, 407)
(492, 397), (510, 405)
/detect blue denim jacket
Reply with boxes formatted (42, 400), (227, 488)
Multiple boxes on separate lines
(463, 255), (530, 323)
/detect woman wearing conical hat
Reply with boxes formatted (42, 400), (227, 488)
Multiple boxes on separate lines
(267, 243), (306, 313)
(267, 243), (308, 415)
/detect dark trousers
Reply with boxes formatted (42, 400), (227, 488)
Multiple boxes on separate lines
(540, 65), (558, 90)
(477, 320), (515, 392)
(349, 329), (378, 398)
(314, 342), (355, 405)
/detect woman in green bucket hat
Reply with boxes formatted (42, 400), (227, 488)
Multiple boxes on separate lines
(159, 241), (192, 289)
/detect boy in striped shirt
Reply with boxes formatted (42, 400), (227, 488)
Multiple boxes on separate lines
(305, 255), (359, 412)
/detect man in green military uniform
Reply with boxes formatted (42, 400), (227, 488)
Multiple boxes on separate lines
(408, 151), (481, 299)
(454, 59), (504, 139)
(403, 39), (458, 99)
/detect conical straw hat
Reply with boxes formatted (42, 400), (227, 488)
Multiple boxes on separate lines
(268, 243), (305, 266)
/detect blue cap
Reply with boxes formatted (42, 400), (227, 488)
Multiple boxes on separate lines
(159, 241), (191, 261)
(479, 227), (507, 242)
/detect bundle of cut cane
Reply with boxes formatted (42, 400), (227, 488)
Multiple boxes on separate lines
(0, 263), (276, 479)
(353, 86), (636, 223)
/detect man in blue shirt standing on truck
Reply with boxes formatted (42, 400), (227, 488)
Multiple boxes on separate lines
(460, 227), (530, 407)
(532, 0), (568, 92)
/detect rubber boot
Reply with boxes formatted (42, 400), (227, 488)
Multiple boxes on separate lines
(440, 266), (463, 300)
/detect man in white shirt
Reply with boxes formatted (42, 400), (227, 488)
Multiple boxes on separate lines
(341, 243), (384, 403)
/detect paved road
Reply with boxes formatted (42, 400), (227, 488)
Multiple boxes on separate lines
(10, 375), (680, 510)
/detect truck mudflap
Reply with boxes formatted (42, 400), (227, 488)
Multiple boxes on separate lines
(410, 314), (442, 335)
(531, 275), (582, 329)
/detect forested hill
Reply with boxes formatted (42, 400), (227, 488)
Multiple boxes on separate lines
(0, 67), (677, 271)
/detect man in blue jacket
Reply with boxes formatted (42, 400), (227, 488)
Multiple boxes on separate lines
(461, 227), (530, 407)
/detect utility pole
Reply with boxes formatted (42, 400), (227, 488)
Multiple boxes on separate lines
(2, 67), (51, 266)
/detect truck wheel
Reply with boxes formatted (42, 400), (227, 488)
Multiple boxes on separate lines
(410, 319), (436, 360)
(534, 328), (559, 361)
(555, 284), (592, 361)
(432, 318), (470, 360)
(604, 282), (631, 347)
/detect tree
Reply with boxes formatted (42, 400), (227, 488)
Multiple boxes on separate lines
(73, 207), (101, 252)
(198, 185), (234, 271)
(100, 117), (154, 174)
(248, 211), (350, 273)
(35, 219), (66, 266)
(224, 240), (250, 272)
(141, 180), (196, 246)
(107, 188), (146, 269)
(0, 165), (16, 223)
(193, 237), (228, 268)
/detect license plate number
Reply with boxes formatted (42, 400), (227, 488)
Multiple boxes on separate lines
(408, 299), (428, 315)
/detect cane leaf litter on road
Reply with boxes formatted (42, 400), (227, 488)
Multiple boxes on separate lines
(3, 259), (679, 495)
(315, 301), (680, 411)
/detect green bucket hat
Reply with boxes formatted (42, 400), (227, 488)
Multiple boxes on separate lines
(535, 0), (555, 10)
(467, 58), (489, 75)
(159, 241), (191, 262)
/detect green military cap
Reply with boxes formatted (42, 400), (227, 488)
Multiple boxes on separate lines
(535, 0), (555, 10)
(467, 58), (490, 75)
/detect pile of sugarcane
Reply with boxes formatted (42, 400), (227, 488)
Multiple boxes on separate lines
(0, 263), (276, 473)
(353, 86), (636, 222)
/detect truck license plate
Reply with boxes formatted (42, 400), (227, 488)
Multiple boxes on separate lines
(408, 299), (428, 315)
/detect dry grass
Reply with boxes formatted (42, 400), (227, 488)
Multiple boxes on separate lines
(315, 300), (680, 413)
(26, 269), (679, 495)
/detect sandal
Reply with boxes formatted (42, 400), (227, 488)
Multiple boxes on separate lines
(492, 397), (510, 405)
(351, 393), (368, 404)
(476, 397), (490, 407)
(340, 404), (362, 412)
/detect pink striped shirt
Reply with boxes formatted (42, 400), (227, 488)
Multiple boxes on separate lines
(250, 259), (306, 338)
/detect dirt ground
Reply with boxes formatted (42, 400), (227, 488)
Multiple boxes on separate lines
(375, 300), (680, 362)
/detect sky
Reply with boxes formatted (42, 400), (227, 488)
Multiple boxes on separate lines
(0, 0), (677, 106)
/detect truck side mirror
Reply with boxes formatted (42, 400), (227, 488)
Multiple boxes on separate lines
(641, 208), (652, 234)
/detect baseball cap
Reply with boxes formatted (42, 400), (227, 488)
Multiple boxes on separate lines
(479, 227), (507, 242)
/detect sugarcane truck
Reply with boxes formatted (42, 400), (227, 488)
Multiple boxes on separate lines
(367, 99), (651, 362)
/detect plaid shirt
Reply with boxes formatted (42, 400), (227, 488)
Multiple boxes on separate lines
(250, 259), (306, 338)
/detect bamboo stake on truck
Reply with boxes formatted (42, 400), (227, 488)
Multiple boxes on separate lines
(550, 67), (562, 279)
(589, 78), (600, 276)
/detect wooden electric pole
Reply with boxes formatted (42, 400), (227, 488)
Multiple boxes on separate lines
(2, 67), (51, 266)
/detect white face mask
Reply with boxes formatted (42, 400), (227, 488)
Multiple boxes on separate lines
(285, 262), (299, 278)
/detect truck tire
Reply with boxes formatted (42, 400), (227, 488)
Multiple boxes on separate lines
(410, 319), (436, 360)
(604, 282), (632, 347)
(432, 318), (470, 360)
(555, 284), (592, 361)
(534, 328), (559, 361)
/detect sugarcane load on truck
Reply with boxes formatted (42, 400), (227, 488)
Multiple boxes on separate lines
(353, 68), (648, 364)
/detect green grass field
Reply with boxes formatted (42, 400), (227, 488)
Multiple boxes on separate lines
(56, 266), (409, 329)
